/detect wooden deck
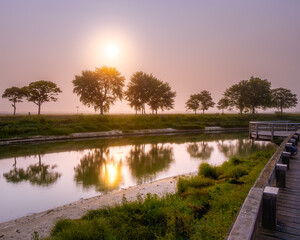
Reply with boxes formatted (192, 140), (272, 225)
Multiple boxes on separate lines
(256, 144), (300, 240)
(250, 131), (292, 141)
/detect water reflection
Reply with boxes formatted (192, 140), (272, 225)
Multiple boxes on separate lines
(217, 138), (268, 158)
(3, 155), (61, 186)
(186, 142), (213, 160)
(74, 148), (122, 192)
(126, 144), (174, 184)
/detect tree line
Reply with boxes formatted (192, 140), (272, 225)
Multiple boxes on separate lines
(186, 76), (298, 114)
(2, 67), (298, 115)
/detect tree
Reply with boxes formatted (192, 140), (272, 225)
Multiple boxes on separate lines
(224, 77), (272, 114)
(125, 71), (151, 114)
(2, 87), (26, 115)
(245, 77), (272, 114)
(24, 80), (62, 115)
(125, 71), (176, 114)
(224, 80), (249, 114)
(272, 88), (298, 113)
(185, 94), (200, 114)
(73, 66), (125, 115)
(198, 90), (215, 114)
(217, 97), (231, 114)
(148, 79), (176, 114)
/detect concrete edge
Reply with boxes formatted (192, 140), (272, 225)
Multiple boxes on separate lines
(0, 127), (248, 146)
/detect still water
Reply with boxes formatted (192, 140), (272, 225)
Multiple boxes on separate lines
(0, 132), (276, 223)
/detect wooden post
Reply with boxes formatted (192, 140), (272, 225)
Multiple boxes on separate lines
(276, 164), (287, 188)
(293, 135), (298, 145)
(256, 123), (259, 139)
(289, 139), (296, 146)
(285, 143), (293, 153)
(271, 124), (274, 141)
(262, 186), (279, 229)
(282, 151), (291, 170)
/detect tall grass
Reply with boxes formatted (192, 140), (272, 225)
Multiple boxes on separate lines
(1, 113), (300, 139)
(44, 150), (275, 240)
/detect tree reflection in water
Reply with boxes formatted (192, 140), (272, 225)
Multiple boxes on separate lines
(3, 155), (61, 186)
(74, 148), (122, 192)
(217, 138), (273, 158)
(186, 142), (213, 160)
(126, 143), (174, 184)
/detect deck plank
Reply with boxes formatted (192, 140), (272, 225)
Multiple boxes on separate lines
(255, 144), (300, 240)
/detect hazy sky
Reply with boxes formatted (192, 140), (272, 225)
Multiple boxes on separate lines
(1, 0), (300, 114)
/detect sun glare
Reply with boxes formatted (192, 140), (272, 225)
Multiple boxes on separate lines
(106, 44), (119, 58)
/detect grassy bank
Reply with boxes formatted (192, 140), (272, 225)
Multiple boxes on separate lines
(1, 113), (300, 139)
(44, 149), (275, 240)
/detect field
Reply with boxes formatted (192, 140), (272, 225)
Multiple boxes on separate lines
(1, 113), (300, 139)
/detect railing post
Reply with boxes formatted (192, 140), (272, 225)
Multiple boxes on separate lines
(271, 124), (274, 141)
(276, 164), (287, 188)
(256, 123), (259, 139)
(282, 151), (291, 169)
(262, 186), (279, 229)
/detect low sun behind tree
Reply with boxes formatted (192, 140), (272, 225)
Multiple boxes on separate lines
(73, 66), (125, 115)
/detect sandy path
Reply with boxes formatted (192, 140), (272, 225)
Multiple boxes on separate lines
(0, 175), (187, 240)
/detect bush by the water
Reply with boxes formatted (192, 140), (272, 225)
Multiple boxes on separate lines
(44, 150), (275, 240)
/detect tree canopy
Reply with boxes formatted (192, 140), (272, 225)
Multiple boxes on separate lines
(73, 66), (125, 115)
(24, 80), (62, 115)
(125, 71), (176, 114)
(185, 91), (215, 114)
(224, 77), (272, 114)
(2, 87), (26, 115)
(217, 97), (231, 114)
(272, 88), (298, 113)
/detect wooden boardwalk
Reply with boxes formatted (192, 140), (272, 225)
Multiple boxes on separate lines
(256, 144), (300, 240)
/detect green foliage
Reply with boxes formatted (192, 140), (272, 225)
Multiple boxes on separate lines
(185, 91), (215, 114)
(24, 80), (62, 115)
(1, 113), (300, 139)
(272, 88), (298, 113)
(45, 150), (274, 240)
(224, 77), (272, 114)
(73, 66), (125, 115)
(198, 163), (219, 179)
(2, 87), (27, 115)
(125, 71), (176, 114)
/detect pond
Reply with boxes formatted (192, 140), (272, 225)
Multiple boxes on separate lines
(0, 132), (276, 223)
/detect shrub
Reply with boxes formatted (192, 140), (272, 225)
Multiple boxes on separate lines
(198, 163), (219, 179)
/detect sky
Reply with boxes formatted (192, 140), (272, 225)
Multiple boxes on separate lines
(0, 0), (300, 114)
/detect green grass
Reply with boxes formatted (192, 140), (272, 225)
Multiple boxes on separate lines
(1, 113), (300, 139)
(44, 149), (275, 240)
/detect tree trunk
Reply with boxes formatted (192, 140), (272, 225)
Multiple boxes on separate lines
(38, 103), (41, 115)
(280, 106), (283, 114)
(239, 108), (243, 114)
(252, 107), (255, 114)
(222, 109), (224, 114)
(202, 109), (205, 114)
(194, 110), (196, 114)
(155, 109), (157, 114)
(100, 103), (104, 115)
(13, 103), (16, 116)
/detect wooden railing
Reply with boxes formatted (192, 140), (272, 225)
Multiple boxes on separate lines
(249, 121), (300, 140)
(226, 131), (299, 240)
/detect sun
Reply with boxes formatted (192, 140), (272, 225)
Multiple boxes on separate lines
(105, 44), (119, 58)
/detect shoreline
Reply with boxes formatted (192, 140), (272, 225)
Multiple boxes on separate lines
(0, 127), (248, 146)
(0, 173), (195, 240)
